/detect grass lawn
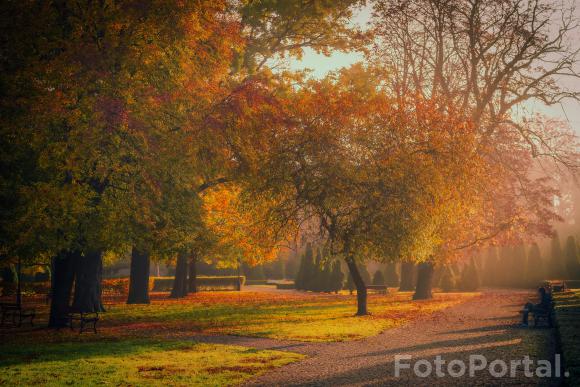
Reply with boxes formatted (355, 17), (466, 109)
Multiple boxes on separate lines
(0, 291), (477, 385)
(552, 288), (580, 384)
(0, 340), (303, 386)
(2, 291), (478, 344)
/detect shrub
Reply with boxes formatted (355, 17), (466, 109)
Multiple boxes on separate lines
(565, 236), (580, 280)
(152, 276), (246, 292)
(458, 257), (480, 292)
(483, 247), (499, 287)
(372, 270), (385, 286)
(385, 262), (399, 287)
(328, 261), (344, 293)
(525, 243), (544, 288)
(246, 279), (268, 285)
(550, 232), (566, 279)
(295, 243), (314, 291)
(102, 278), (131, 295)
(276, 282), (295, 290)
(439, 266), (455, 292)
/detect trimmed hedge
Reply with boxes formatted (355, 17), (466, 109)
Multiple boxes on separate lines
(152, 276), (245, 292)
(552, 289), (580, 385)
(246, 279), (269, 286)
(565, 280), (580, 289)
(276, 282), (295, 290)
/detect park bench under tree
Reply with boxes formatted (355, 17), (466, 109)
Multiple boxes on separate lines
(0, 302), (35, 327)
(0, 258), (36, 327)
(67, 309), (100, 334)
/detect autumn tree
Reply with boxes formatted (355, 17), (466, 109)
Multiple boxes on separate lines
(371, 0), (579, 299)
(247, 65), (486, 314)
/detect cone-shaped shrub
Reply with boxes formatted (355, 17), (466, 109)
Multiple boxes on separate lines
(526, 242), (544, 287)
(385, 262), (399, 287)
(439, 265), (455, 292)
(550, 232), (566, 279)
(458, 257), (480, 291)
(329, 261), (344, 293)
(372, 270), (385, 286)
(484, 247), (499, 287)
(565, 236), (580, 280)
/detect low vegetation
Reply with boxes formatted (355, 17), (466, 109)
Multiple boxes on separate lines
(1, 291), (477, 345)
(0, 340), (302, 386)
(552, 289), (580, 385)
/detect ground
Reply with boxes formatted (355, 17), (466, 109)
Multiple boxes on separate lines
(0, 288), (562, 386)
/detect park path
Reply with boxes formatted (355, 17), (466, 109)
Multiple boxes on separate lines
(195, 290), (561, 386)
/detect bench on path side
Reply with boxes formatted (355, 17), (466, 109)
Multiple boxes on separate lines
(0, 302), (35, 327)
(366, 285), (388, 294)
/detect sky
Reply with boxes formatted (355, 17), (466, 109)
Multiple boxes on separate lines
(288, 3), (580, 134)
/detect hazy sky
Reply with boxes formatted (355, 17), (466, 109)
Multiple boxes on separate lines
(288, 4), (580, 134)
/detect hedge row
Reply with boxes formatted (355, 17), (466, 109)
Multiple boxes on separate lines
(1, 276), (246, 297)
(552, 289), (580, 386)
(275, 282), (295, 290)
(246, 279), (269, 286)
(152, 276), (246, 292)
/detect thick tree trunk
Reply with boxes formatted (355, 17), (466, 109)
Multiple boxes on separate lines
(48, 251), (77, 327)
(188, 253), (197, 294)
(127, 248), (151, 304)
(72, 250), (105, 312)
(170, 252), (189, 298)
(345, 257), (368, 316)
(413, 262), (435, 300)
(399, 262), (416, 291)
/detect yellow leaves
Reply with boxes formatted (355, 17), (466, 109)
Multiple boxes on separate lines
(202, 185), (283, 266)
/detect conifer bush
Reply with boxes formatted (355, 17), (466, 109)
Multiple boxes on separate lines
(458, 257), (480, 291)
(372, 270), (385, 286)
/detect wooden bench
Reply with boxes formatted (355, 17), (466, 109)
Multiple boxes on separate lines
(366, 285), (388, 294)
(531, 307), (552, 328)
(0, 302), (35, 327)
(66, 310), (100, 334)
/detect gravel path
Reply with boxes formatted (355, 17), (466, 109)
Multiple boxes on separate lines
(194, 290), (561, 386)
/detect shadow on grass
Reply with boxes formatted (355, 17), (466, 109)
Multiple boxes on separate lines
(0, 339), (191, 368)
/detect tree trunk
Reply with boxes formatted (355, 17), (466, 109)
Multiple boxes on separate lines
(170, 252), (189, 298)
(188, 253), (197, 294)
(127, 247), (151, 304)
(48, 251), (77, 327)
(413, 261), (435, 300)
(72, 250), (105, 312)
(399, 262), (416, 291)
(345, 257), (368, 316)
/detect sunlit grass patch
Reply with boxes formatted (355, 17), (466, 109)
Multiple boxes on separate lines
(0, 340), (303, 386)
(102, 291), (478, 342)
(1, 291), (478, 345)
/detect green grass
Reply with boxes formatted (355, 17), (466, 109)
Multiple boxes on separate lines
(100, 292), (475, 342)
(0, 292), (477, 386)
(0, 340), (303, 386)
(552, 289), (580, 384)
